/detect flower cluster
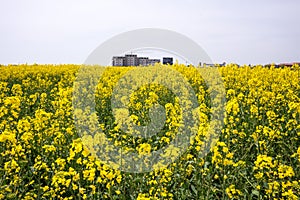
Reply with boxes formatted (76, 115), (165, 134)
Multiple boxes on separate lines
(0, 63), (299, 199)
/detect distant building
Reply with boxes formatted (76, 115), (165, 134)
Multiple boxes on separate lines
(148, 59), (161, 66)
(138, 57), (149, 66)
(203, 63), (215, 67)
(220, 62), (226, 66)
(112, 54), (163, 66)
(163, 57), (173, 65)
(274, 62), (300, 68)
(124, 54), (138, 66)
(112, 56), (125, 66)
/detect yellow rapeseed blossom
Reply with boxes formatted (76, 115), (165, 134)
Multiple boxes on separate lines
(0, 64), (299, 199)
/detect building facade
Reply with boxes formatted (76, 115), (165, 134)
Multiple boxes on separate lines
(112, 54), (165, 66)
(138, 57), (149, 66)
(163, 57), (173, 65)
(112, 56), (125, 66)
(148, 59), (161, 66)
(124, 54), (138, 66)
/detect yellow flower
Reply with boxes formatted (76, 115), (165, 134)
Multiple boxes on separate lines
(137, 143), (151, 155)
(116, 190), (121, 195)
(226, 184), (242, 199)
(42, 145), (56, 153)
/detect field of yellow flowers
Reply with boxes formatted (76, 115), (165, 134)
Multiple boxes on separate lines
(0, 63), (299, 199)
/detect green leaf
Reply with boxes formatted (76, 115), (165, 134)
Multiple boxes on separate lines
(252, 190), (259, 196)
(191, 184), (197, 195)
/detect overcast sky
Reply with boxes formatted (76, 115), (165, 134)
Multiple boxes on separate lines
(1, 0), (299, 65)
